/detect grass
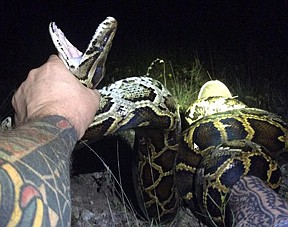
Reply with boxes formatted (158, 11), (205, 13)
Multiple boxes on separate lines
(100, 54), (288, 226)
(106, 53), (287, 120)
(1, 53), (287, 227)
(145, 57), (207, 113)
(150, 56), (287, 119)
(72, 139), (146, 226)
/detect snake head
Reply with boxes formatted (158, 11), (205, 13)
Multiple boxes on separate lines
(185, 80), (247, 124)
(49, 17), (117, 89)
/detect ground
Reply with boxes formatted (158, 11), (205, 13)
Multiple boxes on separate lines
(69, 135), (206, 227)
(70, 172), (204, 227)
(69, 132), (288, 227)
(70, 171), (209, 227)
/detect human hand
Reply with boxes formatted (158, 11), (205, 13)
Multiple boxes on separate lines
(12, 55), (100, 139)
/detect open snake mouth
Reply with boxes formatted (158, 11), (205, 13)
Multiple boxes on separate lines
(49, 17), (117, 88)
(48, 17), (288, 225)
(49, 22), (83, 65)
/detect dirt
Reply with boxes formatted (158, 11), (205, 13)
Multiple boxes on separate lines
(70, 171), (141, 227)
(70, 172), (205, 227)
(70, 135), (205, 227)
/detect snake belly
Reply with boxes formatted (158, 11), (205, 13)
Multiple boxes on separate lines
(176, 80), (288, 226)
(49, 17), (288, 226)
(84, 76), (181, 222)
(49, 17), (181, 222)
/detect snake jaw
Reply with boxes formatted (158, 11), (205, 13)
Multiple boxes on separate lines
(185, 80), (248, 124)
(49, 22), (83, 68)
(49, 17), (117, 88)
(79, 16), (117, 88)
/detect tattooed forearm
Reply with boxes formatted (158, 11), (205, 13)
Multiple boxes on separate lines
(0, 115), (78, 226)
(229, 175), (288, 226)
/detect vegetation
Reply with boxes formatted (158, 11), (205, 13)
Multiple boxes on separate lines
(106, 54), (287, 121)
(1, 54), (287, 226)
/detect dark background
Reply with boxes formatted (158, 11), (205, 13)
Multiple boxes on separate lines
(0, 0), (287, 101)
(0, 1), (287, 223)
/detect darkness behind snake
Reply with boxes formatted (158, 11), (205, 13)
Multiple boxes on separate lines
(0, 1), (287, 222)
(0, 1), (287, 96)
(72, 135), (145, 218)
(1, 1), (287, 133)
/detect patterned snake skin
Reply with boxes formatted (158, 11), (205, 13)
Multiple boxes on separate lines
(50, 17), (181, 222)
(176, 80), (287, 225)
(44, 16), (288, 225)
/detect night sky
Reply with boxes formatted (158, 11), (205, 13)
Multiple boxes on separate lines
(0, 1), (287, 99)
(0, 1), (287, 221)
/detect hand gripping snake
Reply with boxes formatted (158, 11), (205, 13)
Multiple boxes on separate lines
(49, 17), (181, 222)
(49, 17), (288, 225)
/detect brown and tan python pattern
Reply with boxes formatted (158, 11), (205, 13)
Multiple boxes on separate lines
(176, 80), (287, 226)
(84, 76), (181, 222)
(50, 17), (182, 223)
(49, 18), (288, 225)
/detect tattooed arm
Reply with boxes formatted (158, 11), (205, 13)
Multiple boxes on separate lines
(0, 116), (78, 226)
(0, 55), (100, 226)
(229, 175), (288, 226)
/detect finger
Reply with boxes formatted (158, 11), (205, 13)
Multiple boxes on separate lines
(14, 112), (20, 126)
(92, 89), (100, 98)
(11, 90), (20, 112)
(12, 93), (26, 126)
(47, 54), (60, 62)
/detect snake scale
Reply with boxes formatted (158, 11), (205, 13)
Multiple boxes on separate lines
(49, 17), (288, 225)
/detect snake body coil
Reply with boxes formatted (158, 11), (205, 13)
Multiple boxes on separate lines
(85, 76), (181, 221)
(49, 17), (288, 225)
(176, 81), (287, 226)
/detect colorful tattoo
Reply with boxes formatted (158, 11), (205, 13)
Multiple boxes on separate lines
(229, 175), (288, 226)
(0, 115), (77, 226)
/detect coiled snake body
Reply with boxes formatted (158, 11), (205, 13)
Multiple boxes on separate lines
(50, 17), (181, 222)
(177, 87), (286, 225)
(50, 17), (288, 225)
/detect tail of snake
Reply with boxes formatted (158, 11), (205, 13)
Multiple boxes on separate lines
(49, 17), (288, 225)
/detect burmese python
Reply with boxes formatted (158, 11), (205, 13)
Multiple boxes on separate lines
(49, 17), (288, 225)
(176, 80), (287, 225)
(49, 17), (181, 222)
